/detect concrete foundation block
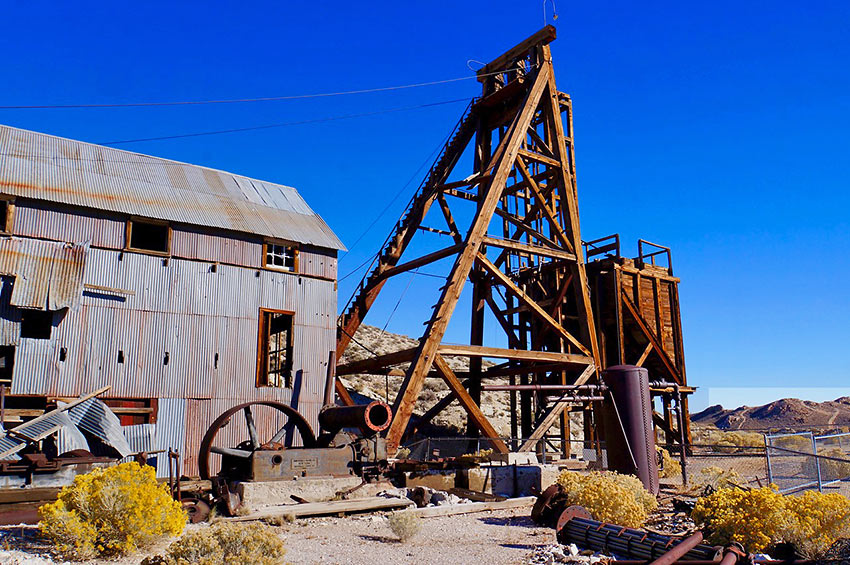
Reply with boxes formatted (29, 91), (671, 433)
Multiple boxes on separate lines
(456, 467), (494, 493)
(490, 464), (563, 497)
(399, 470), (456, 491)
(239, 476), (363, 511)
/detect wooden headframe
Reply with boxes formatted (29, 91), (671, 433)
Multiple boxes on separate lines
(335, 26), (602, 452)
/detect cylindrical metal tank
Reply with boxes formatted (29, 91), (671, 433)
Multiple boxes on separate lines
(601, 365), (659, 495)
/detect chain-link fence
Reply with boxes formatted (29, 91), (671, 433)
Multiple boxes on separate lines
(766, 431), (850, 494)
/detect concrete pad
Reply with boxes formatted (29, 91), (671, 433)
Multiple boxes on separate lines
(399, 470), (456, 490)
(239, 476), (363, 511)
(490, 464), (563, 497)
(456, 467), (493, 493)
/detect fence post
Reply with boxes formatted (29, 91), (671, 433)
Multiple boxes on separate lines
(812, 433), (823, 493)
(764, 434), (773, 486)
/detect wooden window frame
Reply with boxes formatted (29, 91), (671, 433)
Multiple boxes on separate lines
(256, 308), (295, 388)
(263, 240), (299, 273)
(0, 196), (15, 235)
(125, 217), (171, 256)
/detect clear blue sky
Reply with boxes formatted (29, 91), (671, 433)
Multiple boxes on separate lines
(2, 2), (848, 410)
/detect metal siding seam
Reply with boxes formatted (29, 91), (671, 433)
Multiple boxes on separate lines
(155, 398), (187, 478)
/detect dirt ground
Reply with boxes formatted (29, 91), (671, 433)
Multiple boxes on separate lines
(281, 508), (554, 565)
(0, 508), (554, 565)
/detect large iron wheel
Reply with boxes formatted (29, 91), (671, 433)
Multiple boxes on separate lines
(198, 401), (317, 480)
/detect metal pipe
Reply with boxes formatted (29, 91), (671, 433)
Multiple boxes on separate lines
(319, 400), (392, 435)
(648, 532), (703, 565)
(481, 384), (605, 391)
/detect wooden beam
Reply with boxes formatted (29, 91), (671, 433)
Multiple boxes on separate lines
(517, 363), (595, 452)
(372, 244), (462, 284)
(621, 290), (682, 383)
(517, 147), (561, 168)
(437, 344), (591, 365)
(476, 253), (591, 357)
(476, 25), (557, 80)
(336, 348), (417, 376)
(432, 355), (508, 454)
(514, 156), (573, 252)
(635, 342), (653, 367)
(404, 496), (536, 517)
(481, 236), (575, 262)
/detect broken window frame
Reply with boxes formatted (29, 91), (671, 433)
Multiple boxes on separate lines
(0, 197), (14, 234)
(256, 308), (294, 388)
(0, 346), (14, 385)
(125, 217), (171, 255)
(263, 240), (298, 272)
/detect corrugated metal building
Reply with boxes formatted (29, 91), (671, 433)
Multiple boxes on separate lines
(0, 123), (344, 475)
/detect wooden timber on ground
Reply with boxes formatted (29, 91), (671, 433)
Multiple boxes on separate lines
(402, 496), (537, 518)
(229, 497), (415, 522)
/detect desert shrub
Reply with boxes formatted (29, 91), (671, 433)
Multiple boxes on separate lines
(707, 430), (764, 453)
(143, 522), (286, 565)
(39, 462), (185, 560)
(657, 447), (682, 478)
(387, 511), (421, 542)
(695, 466), (745, 490)
(692, 486), (850, 557)
(395, 447), (411, 459)
(772, 434), (813, 453)
(556, 471), (657, 528)
(801, 447), (850, 481)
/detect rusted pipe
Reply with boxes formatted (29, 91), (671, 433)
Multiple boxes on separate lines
(319, 400), (392, 435)
(648, 531), (703, 565)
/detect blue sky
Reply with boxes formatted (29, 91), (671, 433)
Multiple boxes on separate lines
(1, 2), (848, 410)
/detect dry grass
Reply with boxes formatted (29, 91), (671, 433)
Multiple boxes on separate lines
(387, 512), (422, 542)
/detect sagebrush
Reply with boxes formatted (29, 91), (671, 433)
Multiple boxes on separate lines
(39, 462), (186, 560)
(657, 447), (682, 478)
(556, 471), (657, 528)
(692, 486), (850, 557)
(387, 511), (421, 542)
(143, 522), (286, 565)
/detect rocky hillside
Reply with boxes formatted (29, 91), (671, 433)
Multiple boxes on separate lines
(338, 324), (583, 441)
(692, 397), (850, 431)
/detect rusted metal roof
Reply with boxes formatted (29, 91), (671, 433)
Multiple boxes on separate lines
(0, 124), (345, 251)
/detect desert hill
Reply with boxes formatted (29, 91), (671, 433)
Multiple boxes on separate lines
(692, 397), (850, 431)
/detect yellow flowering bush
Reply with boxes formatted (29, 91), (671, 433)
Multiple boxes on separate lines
(39, 462), (186, 559)
(143, 522), (287, 565)
(771, 434), (813, 453)
(692, 486), (850, 557)
(556, 471), (657, 528)
(802, 447), (850, 480)
(657, 447), (682, 478)
(707, 430), (764, 453)
(696, 466), (745, 490)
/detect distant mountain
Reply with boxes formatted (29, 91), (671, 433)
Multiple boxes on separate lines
(692, 397), (850, 430)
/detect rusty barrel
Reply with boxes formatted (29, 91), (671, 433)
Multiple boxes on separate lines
(601, 365), (659, 495)
(319, 400), (392, 435)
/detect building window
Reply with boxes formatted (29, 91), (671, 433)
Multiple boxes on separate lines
(264, 242), (297, 272)
(257, 309), (293, 388)
(0, 346), (14, 384)
(0, 201), (8, 233)
(20, 310), (53, 340)
(127, 219), (170, 254)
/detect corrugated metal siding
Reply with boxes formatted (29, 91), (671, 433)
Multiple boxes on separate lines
(170, 225), (263, 268)
(0, 124), (345, 251)
(299, 246), (337, 280)
(14, 200), (124, 249)
(155, 398), (186, 478)
(0, 237), (88, 311)
(0, 277), (21, 346)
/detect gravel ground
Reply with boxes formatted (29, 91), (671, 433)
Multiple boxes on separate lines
(280, 508), (555, 565)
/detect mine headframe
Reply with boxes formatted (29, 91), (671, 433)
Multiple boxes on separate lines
(335, 25), (604, 454)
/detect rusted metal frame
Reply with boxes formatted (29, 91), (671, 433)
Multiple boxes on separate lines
(540, 44), (601, 373)
(481, 235), (575, 262)
(336, 348), (417, 376)
(515, 156), (574, 252)
(476, 253), (591, 357)
(517, 363), (595, 452)
(476, 25), (556, 81)
(435, 194), (464, 244)
(371, 244), (463, 285)
(621, 290), (683, 384)
(432, 354), (508, 453)
(385, 64), (552, 449)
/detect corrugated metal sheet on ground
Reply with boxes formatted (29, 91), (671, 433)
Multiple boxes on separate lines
(0, 124), (345, 251)
(0, 237), (88, 310)
(67, 397), (132, 457)
(55, 413), (89, 454)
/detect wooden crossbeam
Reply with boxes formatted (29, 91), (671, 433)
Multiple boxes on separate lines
(476, 25), (557, 80)
(372, 244), (463, 285)
(336, 348), (417, 376)
(620, 290), (682, 383)
(476, 253), (591, 357)
(432, 355), (508, 453)
(437, 344), (592, 365)
(481, 236), (575, 262)
(514, 156), (573, 252)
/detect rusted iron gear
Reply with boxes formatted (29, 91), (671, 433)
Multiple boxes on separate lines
(181, 498), (211, 524)
(198, 400), (317, 480)
(531, 483), (566, 526)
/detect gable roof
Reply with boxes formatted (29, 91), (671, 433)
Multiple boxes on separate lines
(0, 124), (345, 251)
